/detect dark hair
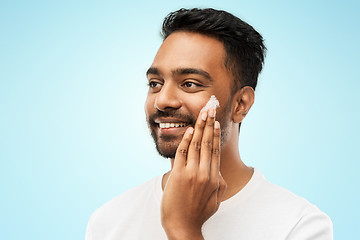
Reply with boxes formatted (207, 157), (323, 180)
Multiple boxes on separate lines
(161, 8), (266, 92)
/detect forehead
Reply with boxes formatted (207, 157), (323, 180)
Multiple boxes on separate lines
(151, 31), (229, 77)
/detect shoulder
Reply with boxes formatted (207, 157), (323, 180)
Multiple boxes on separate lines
(252, 169), (333, 239)
(85, 176), (163, 240)
(284, 203), (333, 239)
(91, 175), (161, 219)
(202, 169), (333, 239)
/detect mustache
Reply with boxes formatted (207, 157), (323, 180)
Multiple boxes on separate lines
(149, 109), (196, 125)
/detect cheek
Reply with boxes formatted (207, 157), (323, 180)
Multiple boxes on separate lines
(185, 94), (226, 118)
(186, 98), (209, 116)
(217, 97), (233, 122)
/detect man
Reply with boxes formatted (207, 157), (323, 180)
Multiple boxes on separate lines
(86, 8), (333, 240)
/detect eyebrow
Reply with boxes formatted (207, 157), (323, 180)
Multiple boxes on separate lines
(146, 67), (213, 82)
(172, 68), (212, 82)
(146, 67), (160, 76)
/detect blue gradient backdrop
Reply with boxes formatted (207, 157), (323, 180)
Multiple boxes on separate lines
(1, 1), (359, 239)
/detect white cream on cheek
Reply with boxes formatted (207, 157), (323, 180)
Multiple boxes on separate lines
(201, 95), (220, 111)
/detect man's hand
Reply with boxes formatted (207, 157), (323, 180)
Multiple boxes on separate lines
(161, 108), (227, 240)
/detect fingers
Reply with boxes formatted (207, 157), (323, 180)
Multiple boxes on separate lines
(174, 127), (194, 169)
(210, 121), (221, 178)
(199, 108), (216, 173)
(213, 122), (226, 207)
(204, 119), (223, 210)
(186, 110), (207, 169)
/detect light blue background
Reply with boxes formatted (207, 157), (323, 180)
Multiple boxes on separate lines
(1, 0), (359, 239)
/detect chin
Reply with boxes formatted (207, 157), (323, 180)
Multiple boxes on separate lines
(155, 139), (180, 159)
(149, 126), (183, 159)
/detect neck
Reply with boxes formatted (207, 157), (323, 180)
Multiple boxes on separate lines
(220, 136), (253, 200)
(217, 131), (253, 200)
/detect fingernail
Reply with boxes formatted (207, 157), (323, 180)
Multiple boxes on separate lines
(214, 121), (220, 129)
(209, 108), (215, 118)
(187, 127), (194, 135)
(201, 112), (207, 121)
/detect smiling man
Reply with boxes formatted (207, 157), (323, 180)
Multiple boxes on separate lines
(86, 8), (333, 240)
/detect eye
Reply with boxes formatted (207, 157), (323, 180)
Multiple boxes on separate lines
(147, 80), (163, 90)
(182, 81), (201, 88)
(148, 82), (159, 88)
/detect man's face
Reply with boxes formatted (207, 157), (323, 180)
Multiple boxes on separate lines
(145, 31), (234, 158)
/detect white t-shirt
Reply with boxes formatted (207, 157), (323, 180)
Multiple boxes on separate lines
(85, 169), (333, 239)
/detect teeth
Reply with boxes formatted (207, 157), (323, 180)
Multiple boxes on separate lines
(159, 123), (188, 129)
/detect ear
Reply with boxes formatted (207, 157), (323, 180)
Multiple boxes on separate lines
(232, 86), (255, 123)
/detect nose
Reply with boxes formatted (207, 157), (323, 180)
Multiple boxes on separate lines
(154, 82), (182, 111)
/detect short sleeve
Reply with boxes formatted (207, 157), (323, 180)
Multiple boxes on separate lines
(285, 205), (333, 240)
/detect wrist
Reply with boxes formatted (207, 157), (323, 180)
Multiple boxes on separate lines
(163, 225), (204, 240)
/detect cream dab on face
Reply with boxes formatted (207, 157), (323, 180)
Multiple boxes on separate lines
(201, 95), (220, 111)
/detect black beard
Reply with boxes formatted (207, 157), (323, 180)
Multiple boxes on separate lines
(148, 109), (196, 158)
(151, 130), (178, 158)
